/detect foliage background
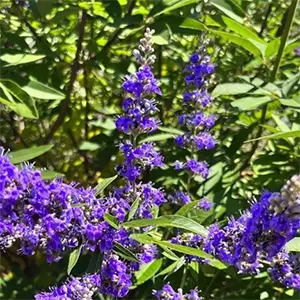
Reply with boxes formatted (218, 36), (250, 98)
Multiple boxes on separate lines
(0, 0), (299, 299)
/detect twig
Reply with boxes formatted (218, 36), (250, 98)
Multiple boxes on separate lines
(44, 10), (87, 143)
(259, 3), (274, 37)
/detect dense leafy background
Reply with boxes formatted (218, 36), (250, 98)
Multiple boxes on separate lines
(0, 0), (300, 299)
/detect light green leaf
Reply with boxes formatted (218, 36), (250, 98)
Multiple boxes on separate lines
(212, 30), (261, 57)
(158, 126), (184, 135)
(104, 213), (119, 229)
(212, 83), (253, 97)
(175, 200), (201, 216)
(152, 35), (168, 45)
(0, 53), (45, 66)
(123, 215), (208, 236)
(67, 245), (82, 275)
(22, 79), (65, 100)
(134, 259), (162, 286)
(222, 16), (264, 44)
(140, 133), (174, 143)
(179, 18), (207, 31)
(79, 141), (101, 151)
(10, 145), (54, 164)
(265, 38), (281, 59)
(95, 175), (118, 196)
(0, 98), (36, 119)
(286, 238), (300, 252)
(245, 130), (300, 142)
(280, 98), (300, 108)
(210, 0), (244, 23)
(41, 170), (64, 180)
(153, 0), (198, 17)
(127, 197), (140, 221)
(231, 96), (273, 110)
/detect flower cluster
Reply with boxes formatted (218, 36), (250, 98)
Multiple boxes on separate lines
(115, 28), (161, 137)
(204, 175), (300, 276)
(174, 41), (215, 179)
(154, 284), (202, 300)
(268, 251), (300, 289)
(35, 274), (101, 300)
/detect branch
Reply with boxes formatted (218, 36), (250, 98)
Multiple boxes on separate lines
(43, 10), (87, 143)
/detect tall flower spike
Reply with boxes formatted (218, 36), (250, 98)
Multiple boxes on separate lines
(114, 28), (166, 219)
(174, 39), (216, 180)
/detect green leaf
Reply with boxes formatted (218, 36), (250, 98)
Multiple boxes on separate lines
(212, 30), (261, 57)
(104, 213), (119, 229)
(179, 18), (207, 31)
(86, 252), (103, 274)
(175, 200), (201, 216)
(134, 259), (162, 285)
(127, 197), (140, 221)
(282, 73), (300, 97)
(156, 256), (185, 278)
(123, 215), (208, 237)
(158, 126), (184, 135)
(36, 0), (54, 18)
(131, 234), (227, 270)
(0, 98), (36, 119)
(245, 130), (300, 142)
(79, 141), (101, 151)
(114, 242), (139, 262)
(152, 35), (169, 45)
(222, 16), (264, 44)
(286, 238), (300, 252)
(210, 0), (244, 23)
(10, 145), (54, 164)
(280, 98), (300, 108)
(212, 83), (253, 97)
(265, 38), (281, 59)
(0, 79), (38, 118)
(139, 133), (174, 143)
(231, 96), (273, 110)
(0, 53), (45, 66)
(41, 170), (64, 180)
(22, 79), (65, 100)
(67, 245), (82, 275)
(94, 175), (118, 196)
(153, 0), (198, 17)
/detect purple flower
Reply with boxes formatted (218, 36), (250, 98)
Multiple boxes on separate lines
(268, 251), (300, 289)
(198, 198), (213, 211)
(153, 284), (203, 300)
(168, 191), (191, 205)
(35, 274), (101, 299)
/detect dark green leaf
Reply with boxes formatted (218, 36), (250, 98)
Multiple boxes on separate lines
(114, 242), (139, 262)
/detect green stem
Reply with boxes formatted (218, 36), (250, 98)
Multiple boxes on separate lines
(180, 264), (188, 289)
(271, 0), (299, 82)
(204, 270), (220, 298)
